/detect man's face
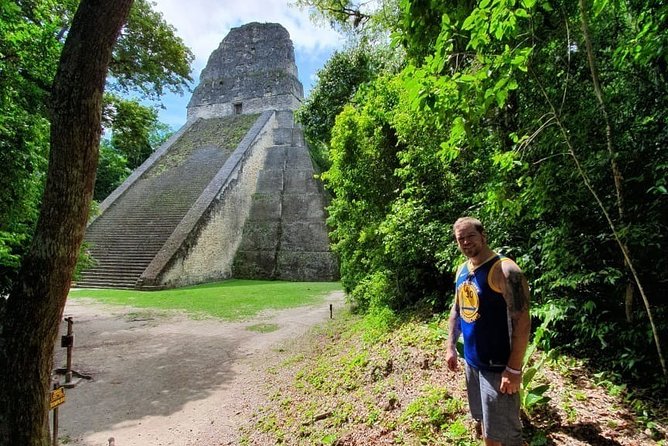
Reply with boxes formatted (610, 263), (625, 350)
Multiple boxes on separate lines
(454, 223), (486, 259)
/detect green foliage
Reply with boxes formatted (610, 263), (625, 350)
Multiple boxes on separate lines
(0, 0), (192, 294)
(399, 386), (465, 440)
(322, 76), (405, 306)
(72, 242), (96, 282)
(313, 0), (667, 390)
(296, 46), (379, 171)
(108, 0), (193, 99)
(519, 308), (557, 414)
(396, 0), (449, 63)
(94, 140), (130, 201)
(293, 0), (402, 39)
(0, 0), (59, 294)
(360, 303), (399, 342)
(521, 379), (550, 414)
(610, 0), (668, 72)
(103, 94), (170, 170)
(108, 98), (155, 169)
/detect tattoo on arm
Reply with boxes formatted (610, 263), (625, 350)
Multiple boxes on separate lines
(507, 270), (529, 313)
(449, 299), (461, 342)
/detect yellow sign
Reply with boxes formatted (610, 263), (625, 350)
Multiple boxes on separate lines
(50, 387), (65, 410)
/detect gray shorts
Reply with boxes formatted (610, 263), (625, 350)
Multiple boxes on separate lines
(465, 363), (523, 445)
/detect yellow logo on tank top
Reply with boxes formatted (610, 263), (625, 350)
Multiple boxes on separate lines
(458, 281), (480, 323)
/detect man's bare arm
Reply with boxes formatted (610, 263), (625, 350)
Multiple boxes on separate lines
(448, 298), (461, 345)
(500, 262), (531, 371)
(445, 297), (461, 371)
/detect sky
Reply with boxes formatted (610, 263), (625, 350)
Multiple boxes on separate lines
(149, 0), (345, 129)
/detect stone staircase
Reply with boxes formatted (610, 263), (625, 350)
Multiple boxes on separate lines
(76, 116), (256, 289)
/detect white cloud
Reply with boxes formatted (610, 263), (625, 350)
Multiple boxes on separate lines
(152, 0), (342, 76)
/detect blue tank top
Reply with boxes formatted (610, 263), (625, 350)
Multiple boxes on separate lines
(455, 254), (511, 372)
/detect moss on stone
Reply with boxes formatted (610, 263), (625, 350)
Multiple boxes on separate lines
(146, 113), (259, 178)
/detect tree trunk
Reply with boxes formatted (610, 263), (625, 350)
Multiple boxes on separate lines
(0, 1), (133, 444)
(578, 0), (637, 323)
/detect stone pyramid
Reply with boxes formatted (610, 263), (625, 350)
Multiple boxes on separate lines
(77, 22), (338, 289)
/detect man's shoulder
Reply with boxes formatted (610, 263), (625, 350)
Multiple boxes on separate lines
(489, 255), (524, 291)
(498, 256), (523, 275)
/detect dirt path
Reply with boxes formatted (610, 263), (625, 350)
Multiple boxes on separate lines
(52, 291), (346, 446)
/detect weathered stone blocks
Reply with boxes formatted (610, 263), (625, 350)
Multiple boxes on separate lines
(188, 22), (303, 120)
(81, 23), (339, 289)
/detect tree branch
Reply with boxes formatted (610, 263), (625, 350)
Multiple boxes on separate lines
(530, 66), (667, 379)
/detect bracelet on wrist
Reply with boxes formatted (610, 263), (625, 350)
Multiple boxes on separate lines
(505, 366), (522, 375)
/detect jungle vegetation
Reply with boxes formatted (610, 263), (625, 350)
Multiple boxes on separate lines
(297, 0), (667, 395)
(0, 0), (192, 295)
(0, 0), (192, 443)
(0, 0), (665, 443)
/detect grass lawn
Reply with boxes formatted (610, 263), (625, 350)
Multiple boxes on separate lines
(68, 279), (342, 320)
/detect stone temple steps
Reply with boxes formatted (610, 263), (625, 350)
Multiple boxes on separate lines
(76, 123), (242, 289)
(77, 111), (337, 289)
(76, 22), (340, 290)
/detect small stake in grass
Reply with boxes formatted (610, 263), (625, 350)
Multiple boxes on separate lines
(330, 304), (333, 319)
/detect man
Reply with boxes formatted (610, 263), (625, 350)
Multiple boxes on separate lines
(446, 217), (531, 446)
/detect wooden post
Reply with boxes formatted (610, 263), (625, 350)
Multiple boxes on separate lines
(52, 382), (59, 446)
(52, 406), (58, 446)
(64, 317), (74, 384)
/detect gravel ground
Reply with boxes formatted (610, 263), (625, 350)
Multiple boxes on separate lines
(52, 291), (345, 446)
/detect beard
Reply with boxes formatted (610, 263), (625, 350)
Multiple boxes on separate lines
(461, 245), (481, 258)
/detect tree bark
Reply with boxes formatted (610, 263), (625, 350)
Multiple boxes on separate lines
(0, 1), (133, 444)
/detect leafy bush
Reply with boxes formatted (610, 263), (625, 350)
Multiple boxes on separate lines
(315, 0), (667, 391)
